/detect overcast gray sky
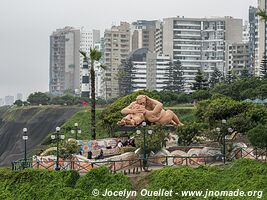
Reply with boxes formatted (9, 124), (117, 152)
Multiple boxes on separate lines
(0, 0), (257, 100)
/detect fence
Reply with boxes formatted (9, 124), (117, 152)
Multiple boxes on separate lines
(11, 147), (267, 173)
(229, 147), (267, 162)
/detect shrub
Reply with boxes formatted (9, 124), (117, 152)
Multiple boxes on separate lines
(76, 167), (132, 197)
(248, 124), (267, 149)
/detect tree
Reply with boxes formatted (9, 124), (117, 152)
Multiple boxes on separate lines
(14, 100), (23, 107)
(191, 90), (212, 101)
(135, 126), (166, 153)
(176, 122), (206, 145)
(224, 70), (236, 84)
(163, 60), (184, 92)
(240, 67), (252, 79)
(27, 92), (51, 105)
(118, 58), (136, 96)
(192, 69), (208, 90)
(209, 67), (223, 88)
(248, 124), (267, 149)
(80, 48), (105, 140)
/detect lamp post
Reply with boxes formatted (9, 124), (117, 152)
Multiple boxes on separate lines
(71, 123), (81, 140)
(22, 128), (28, 168)
(136, 122), (153, 170)
(222, 119), (226, 164)
(216, 119), (233, 164)
(51, 127), (65, 170)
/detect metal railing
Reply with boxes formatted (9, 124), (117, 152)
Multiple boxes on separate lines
(229, 147), (267, 162)
(11, 147), (267, 173)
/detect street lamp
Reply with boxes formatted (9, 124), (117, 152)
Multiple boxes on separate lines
(217, 119), (232, 164)
(136, 122), (153, 170)
(222, 119), (227, 164)
(71, 123), (81, 140)
(22, 128), (28, 168)
(51, 127), (65, 170)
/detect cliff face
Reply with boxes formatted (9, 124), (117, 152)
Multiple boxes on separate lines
(0, 106), (80, 166)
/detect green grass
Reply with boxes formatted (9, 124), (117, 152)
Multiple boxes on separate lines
(60, 108), (108, 141)
(0, 159), (266, 200)
(137, 159), (267, 200)
(0, 167), (131, 200)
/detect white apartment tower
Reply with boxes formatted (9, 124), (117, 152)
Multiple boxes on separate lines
(162, 16), (242, 92)
(103, 22), (131, 99)
(129, 48), (171, 91)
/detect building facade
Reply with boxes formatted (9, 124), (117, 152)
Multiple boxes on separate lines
(4, 96), (14, 106)
(243, 21), (250, 43)
(103, 22), (131, 99)
(49, 27), (81, 96)
(226, 43), (250, 76)
(162, 16), (242, 92)
(130, 20), (160, 52)
(80, 28), (101, 98)
(128, 48), (171, 91)
(254, 0), (267, 77)
(249, 6), (258, 75)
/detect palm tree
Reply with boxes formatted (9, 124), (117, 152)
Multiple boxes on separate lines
(257, 9), (267, 21)
(80, 48), (105, 140)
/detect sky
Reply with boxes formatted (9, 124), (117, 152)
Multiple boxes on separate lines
(0, 0), (257, 100)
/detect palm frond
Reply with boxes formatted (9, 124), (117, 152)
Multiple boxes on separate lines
(90, 48), (102, 61)
(79, 50), (87, 58)
(257, 9), (267, 21)
(98, 64), (107, 70)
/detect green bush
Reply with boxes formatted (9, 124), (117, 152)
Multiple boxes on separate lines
(176, 122), (208, 145)
(248, 124), (267, 149)
(0, 168), (82, 200)
(139, 159), (267, 200)
(76, 167), (132, 199)
(135, 126), (167, 153)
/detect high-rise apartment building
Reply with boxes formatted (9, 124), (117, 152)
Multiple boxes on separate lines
(226, 43), (250, 76)
(155, 22), (163, 54)
(129, 48), (171, 91)
(5, 96), (14, 106)
(243, 21), (250, 43)
(130, 20), (160, 52)
(162, 16), (242, 92)
(249, 6), (258, 75)
(254, 0), (267, 77)
(103, 22), (131, 98)
(49, 27), (81, 96)
(50, 27), (101, 97)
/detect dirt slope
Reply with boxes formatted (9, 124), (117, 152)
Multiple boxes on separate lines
(0, 106), (81, 166)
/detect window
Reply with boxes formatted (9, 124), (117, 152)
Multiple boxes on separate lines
(82, 76), (89, 83)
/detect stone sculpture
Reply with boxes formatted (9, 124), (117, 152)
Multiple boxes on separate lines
(117, 95), (183, 126)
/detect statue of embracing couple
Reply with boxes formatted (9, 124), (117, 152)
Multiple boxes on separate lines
(117, 95), (184, 126)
